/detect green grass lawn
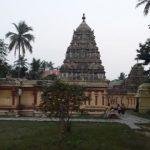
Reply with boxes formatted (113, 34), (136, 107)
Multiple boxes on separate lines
(0, 121), (150, 150)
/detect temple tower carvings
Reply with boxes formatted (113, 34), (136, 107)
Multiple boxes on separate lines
(60, 14), (106, 82)
(125, 63), (148, 92)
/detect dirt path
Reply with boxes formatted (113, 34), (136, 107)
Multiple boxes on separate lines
(0, 112), (149, 129)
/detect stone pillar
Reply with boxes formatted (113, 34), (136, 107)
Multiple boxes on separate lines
(97, 91), (102, 106)
(95, 92), (98, 106)
(11, 90), (16, 106)
(33, 90), (37, 106)
(101, 93), (103, 106)
(88, 92), (91, 105)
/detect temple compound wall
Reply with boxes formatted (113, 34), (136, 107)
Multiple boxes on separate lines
(82, 89), (136, 114)
(0, 80), (137, 116)
(106, 93), (136, 109)
(0, 80), (42, 116)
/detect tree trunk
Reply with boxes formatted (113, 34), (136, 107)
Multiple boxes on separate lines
(18, 46), (21, 78)
(66, 119), (71, 132)
(65, 106), (71, 133)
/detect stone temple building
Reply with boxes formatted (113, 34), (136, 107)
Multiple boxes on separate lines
(59, 14), (108, 113)
(107, 63), (148, 111)
(0, 14), (147, 116)
(125, 63), (147, 93)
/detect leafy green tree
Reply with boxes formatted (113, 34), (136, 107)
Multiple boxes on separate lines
(42, 74), (57, 80)
(0, 39), (11, 78)
(40, 80), (87, 135)
(0, 39), (7, 63)
(136, 39), (150, 65)
(118, 72), (127, 80)
(6, 21), (34, 78)
(136, 39), (150, 77)
(0, 62), (12, 78)
(136, 0), (150, 15)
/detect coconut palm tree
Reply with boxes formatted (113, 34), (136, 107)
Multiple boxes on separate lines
(12, 56), (28, 78)
(41, 60), (48, 71)
(136, 0), (150, 15)
(14, 56), (28, 69)
(41, 61), (54, 71)
(47, 61), (54, 70)
(6, 21), (34, 78)
(29, 58), (43, 79)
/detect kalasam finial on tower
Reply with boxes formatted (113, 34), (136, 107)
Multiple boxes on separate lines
(82, 13), (86, 22)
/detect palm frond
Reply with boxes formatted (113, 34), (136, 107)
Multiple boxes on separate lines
(136, 0), (150, 15)
(5, 32), (16, 38)
(23, 34), (35, 42)
(136, 0), (147, 8)
(9, 34), (19, 41)
(144, 2), (150, 15)
(8, 40), (17, 51)
(23, 39), (33, 54)
(12, 23), (19, 32)
(18, 21), (33, 34)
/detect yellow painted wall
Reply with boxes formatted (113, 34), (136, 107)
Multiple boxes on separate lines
(0, 88), (136, 111)
(20, 91), (34, 106)
(139, 98), (150, 113)
(0, 90), (12, 106)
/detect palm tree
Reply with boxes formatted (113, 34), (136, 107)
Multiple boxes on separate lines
(12, 56), (28, 78)
(30, 58), (42, 72)
(47, 61), (54, 70)
(136, 0), (150, 15)
(6, 21), (34, 78)
(41, 60), (48, 71)
(14, 56), (28, 69)
(29, 58), (43, 79)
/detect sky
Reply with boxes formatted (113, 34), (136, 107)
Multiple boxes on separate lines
(0, 0), (150, 80)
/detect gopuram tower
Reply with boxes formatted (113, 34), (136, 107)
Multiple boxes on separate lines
(60, 14), (106, 82)
(60, 14), (108, 113)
